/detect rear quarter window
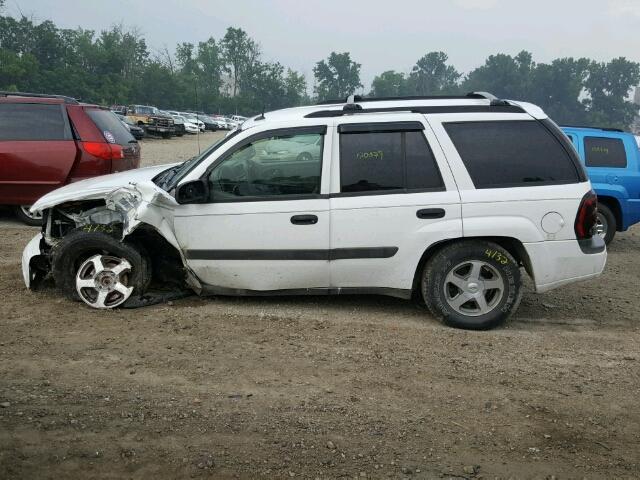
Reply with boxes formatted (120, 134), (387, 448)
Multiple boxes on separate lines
(0, 103), (69, 141)
(444, 120), (581, 188)
(584, 137), (627, 168)
(85, 108), (135, 146)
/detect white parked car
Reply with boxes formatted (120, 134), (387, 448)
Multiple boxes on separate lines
(183, 114), (205, 132)
(22, 93), (606, 330)
(173, 115), (199, 134)
(212, 115), (233, 130)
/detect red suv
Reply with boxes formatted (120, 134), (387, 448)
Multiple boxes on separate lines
(0, 92), (141, 225)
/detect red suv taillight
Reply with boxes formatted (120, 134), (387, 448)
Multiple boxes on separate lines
(81, 141), (124, 160)
(574, 190), (598, 240)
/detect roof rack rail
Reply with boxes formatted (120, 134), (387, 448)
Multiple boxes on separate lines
(0, 90), (79, 104)
(561, 124), (625, 133)
(305, 103), (525, 119)
(316, 91), (500, 106)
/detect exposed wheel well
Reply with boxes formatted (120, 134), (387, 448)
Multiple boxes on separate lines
(126, 226), (188, 290)
(411, 236), (534, 298)
(597, 196), (622, 232)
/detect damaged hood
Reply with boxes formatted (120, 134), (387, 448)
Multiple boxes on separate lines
(31, 163), (179, 212)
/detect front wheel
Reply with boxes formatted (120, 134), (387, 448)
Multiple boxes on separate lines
(421, 240), (522, 330)
(51, 229), (151, 309)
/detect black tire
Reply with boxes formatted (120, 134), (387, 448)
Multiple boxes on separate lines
(596, 203), (616, 245)
(51, 227), (151, 306)
(421, 240), (523, 330)
(14, 205), (42, 226)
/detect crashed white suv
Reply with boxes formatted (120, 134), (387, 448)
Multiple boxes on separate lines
(23, 93), (607, 330)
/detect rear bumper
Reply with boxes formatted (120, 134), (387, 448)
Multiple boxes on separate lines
(524, 238), (607, 294)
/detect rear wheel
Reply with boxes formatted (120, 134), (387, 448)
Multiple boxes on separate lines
(421, 240), (522, 330)
(14, 205), (42, 226)
(595, 203), (616, 245)
(51, 228), (151, 309)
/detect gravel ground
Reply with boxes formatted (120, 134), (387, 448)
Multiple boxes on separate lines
(1, 134), (639, 479)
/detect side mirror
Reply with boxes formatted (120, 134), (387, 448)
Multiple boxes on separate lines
(176, 179), (209, 204)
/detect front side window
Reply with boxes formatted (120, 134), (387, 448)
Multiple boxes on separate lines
(339, 128), (444, 194)
(208, 131), (323, 201)
(444, 120), (581, 188)
(584, 137), (627, 168)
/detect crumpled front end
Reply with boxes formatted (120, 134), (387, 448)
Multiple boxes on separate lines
(22, 181), (201, 295)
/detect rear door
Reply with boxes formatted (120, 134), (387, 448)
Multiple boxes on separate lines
(0, 102), (76, 205)
(329, 116), (462, 294)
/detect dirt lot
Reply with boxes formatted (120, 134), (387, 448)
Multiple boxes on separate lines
(1, 133), (639, 479)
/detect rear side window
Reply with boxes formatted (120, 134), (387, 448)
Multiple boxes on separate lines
(85, 108), (135, 146)
(444, 120), (581, 188)
(339, 129), (444, 194)
(0, 103), (69, 141)
(584, 137), (627, 168)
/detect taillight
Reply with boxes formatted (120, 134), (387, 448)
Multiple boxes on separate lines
(81, 142), (124, 160)
(574, 190), (598, 240)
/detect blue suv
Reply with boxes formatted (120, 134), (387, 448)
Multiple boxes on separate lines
(562, 126), (640, 244)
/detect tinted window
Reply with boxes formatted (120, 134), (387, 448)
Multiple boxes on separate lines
(444, 120), (580, 188)
(0, 103), (68, 141)
(405, 131), (445, 190)
(340, 130), (443, 193)
(85, 108), (135, 146)
(208, 132), (323, 200)
(584, 137), (627, 168)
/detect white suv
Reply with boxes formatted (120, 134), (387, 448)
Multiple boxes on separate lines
(22, 93), (606, 330)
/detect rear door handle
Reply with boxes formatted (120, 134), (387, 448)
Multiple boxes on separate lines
(417, 208), (446, 219)
(291, 214), (318, 225)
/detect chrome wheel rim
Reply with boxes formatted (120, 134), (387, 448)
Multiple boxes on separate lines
(75, 254), (133, 309)
(20, 206), (42, 220)
(444, 260), (505, 317)
(595, 213), (607, 239)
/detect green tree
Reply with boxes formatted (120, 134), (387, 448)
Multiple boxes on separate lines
(370, 70), (408, 97)
(528, 58), (590, 125)
(196, 37), (223, 97)
(583, 57), (640, 129)
(407, 52), (460, 95)
(221, 27), (260, 97)
(463, 50), (534, 98)
(313, 51), (362, 101)
(283, 69), (307, 107)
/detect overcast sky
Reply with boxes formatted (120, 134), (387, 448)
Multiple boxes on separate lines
(7, 0), (640, 90)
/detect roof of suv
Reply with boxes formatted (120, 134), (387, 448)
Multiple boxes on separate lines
(240, 93), (547, 132)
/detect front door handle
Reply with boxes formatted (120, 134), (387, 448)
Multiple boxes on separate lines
(291, 214), (318, 225)
(417, 208), (445, 219)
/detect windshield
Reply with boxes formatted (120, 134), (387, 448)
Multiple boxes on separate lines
(154, 129), (241, 191)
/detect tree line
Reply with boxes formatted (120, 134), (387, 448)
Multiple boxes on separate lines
(1, 3), (638, 128)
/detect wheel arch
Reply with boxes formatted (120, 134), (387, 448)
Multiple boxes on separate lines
(596, 196), (622, 232)
(411, 236), (534, 297)
(125, 225), (190, 290)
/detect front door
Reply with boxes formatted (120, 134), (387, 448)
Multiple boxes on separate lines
(173, 126), (331, 291)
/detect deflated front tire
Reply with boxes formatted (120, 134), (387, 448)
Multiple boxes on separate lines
(51, 227), (151, 309)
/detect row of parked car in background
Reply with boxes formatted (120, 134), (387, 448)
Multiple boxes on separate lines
(110, 104), (246, 139)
